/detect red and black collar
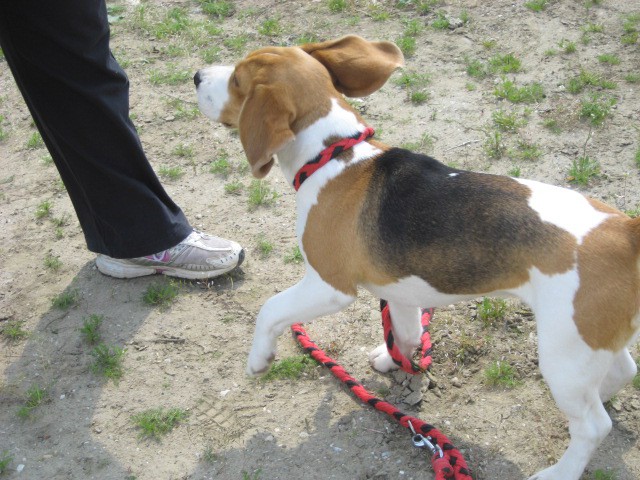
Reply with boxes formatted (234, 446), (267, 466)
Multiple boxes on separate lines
(292, 127), (375, 191)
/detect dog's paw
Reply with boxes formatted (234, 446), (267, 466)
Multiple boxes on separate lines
(246, 350), (275, 377)
(527, 466), (559, 480)
(369, 343), (398, 373)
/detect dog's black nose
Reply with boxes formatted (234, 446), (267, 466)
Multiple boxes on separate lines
(193, 71), (202, 88)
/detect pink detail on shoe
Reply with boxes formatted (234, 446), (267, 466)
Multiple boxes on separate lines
(145, 251), (171, 263)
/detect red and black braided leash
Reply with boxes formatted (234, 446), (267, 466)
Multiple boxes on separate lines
(291, 302), (472, 480)
(293, 127), (375, 191)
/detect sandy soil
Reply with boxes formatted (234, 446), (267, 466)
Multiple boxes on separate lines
(1, 1), (639, 479)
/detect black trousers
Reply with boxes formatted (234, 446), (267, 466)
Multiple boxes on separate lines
(0, 0), (192, 258)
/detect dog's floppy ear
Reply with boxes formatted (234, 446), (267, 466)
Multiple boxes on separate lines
(301, 35), (404, 97)
(239, 84), (295, 178)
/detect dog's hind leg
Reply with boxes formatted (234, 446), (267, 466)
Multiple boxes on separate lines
(369, 302), (422, 373)
(528, 305), (615, 480)
(599, 348), (637, 402)
(247, 268), (355, 376)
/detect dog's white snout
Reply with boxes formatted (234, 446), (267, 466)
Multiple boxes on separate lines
(195, 65), (234, 122)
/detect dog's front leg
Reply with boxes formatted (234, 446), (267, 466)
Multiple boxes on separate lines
(247, 269), (356, 376)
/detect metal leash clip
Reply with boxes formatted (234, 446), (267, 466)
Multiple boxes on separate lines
(408, 421), (444, 459)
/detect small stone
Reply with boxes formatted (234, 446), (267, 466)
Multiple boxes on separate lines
(610, 398), (623, 412)
(404, 390), (423, 406)
(17, 465), (25, 473)
(452, 377), (462, 388)
(447, 16), (464, 29)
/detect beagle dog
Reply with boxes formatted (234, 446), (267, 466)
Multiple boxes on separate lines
(195, 35), (640, 480)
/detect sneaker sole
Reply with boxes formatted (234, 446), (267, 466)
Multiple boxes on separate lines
(96, 249), (245, 280)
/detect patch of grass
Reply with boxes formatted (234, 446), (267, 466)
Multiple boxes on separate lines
(91, 343), (126, 382)
(35, 200), (52, 219)
(0, 117), (7, 143)
(168, 99), (200, 120)
(485, 361), (520, 388)
(172, 144), (194, 158)
(17, 385), (48, 419)
(542, 118), (561, 134)
(477, 297), (508, 327)
(396, 35), (417, 57)
(328, 0), (348, 13)
(567, 70), (616, 94)
(143, 282), (179, 309)
(401, 133), (435, 154)
(464, 56), (489, 79)
(80, 314), (103, 345)
(484, 130), (506, 159)
(202, 445), (218, 464)
(223, 34), (249, 53)
(625, 73), (640, 84)
(262, 355), (315, 381)
(558, 38), (577, 54)
(591, 470), (617, 480)
(394, 70), (431, 103)
(132, 407), (189, 440)
(248, 180), (279, 209)
(584, 22), (604, 34)
(635, 146), (640, 169)
(44, 252), (62, 272)
(369, 5), (390, 22)
(199, 0), (235, 18)
(403, 18), (422, 37)
(432, 11), (450, 30)
(508, 166), (521, 177)
(242, 469), (263, 480)
(524, 0), (548, 12)
(633, 358), (640, 389)
(151, 7), (190, 39)
(0, 451), (12, 474)
(256, 235), (274, 258)
(488, 53), (522, 74)
(284, 246), (304, 264)
(621, 14), (640, 45)
(512, 139), (542, 161)
(568, 155), (600, 185)
(580, 94), (616, 126)
(149, 65), (191, 85)
(224, 180), (243, 195)
(210, 155), (232, 175)
(26, 131), (44, 149)
(494, 78), (545, 103)
(158, 166), (184, 181)
(41, 153), (53, 165)
(201, 45), (222, 63)
(258, 18), (282, 36)
(1, 321), (29, 341)
(52, 289), (80, 310)
(409, 91), (429, 104)
(492, 109), (525, 132)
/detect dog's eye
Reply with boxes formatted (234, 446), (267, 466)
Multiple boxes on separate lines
(232, 74), (239, 87)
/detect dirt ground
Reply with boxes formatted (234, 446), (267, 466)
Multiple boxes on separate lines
(1, 1), (640, 479)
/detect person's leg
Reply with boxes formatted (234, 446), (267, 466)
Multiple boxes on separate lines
(0, 0), (192, 258)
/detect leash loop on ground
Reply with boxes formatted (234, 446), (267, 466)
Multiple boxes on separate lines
(290, 301), (473, 480)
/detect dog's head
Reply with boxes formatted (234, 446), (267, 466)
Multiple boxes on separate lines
(195, 35), (403, 178)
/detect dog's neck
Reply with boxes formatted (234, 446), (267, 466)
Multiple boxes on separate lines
(277, 98), (376, 188)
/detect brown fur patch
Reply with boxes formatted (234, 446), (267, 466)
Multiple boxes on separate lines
(573, 216), (640, 350)
(302, 157), (396, 295)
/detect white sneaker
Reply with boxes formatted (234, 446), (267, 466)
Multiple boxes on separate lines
(96, 231), (244, 280)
